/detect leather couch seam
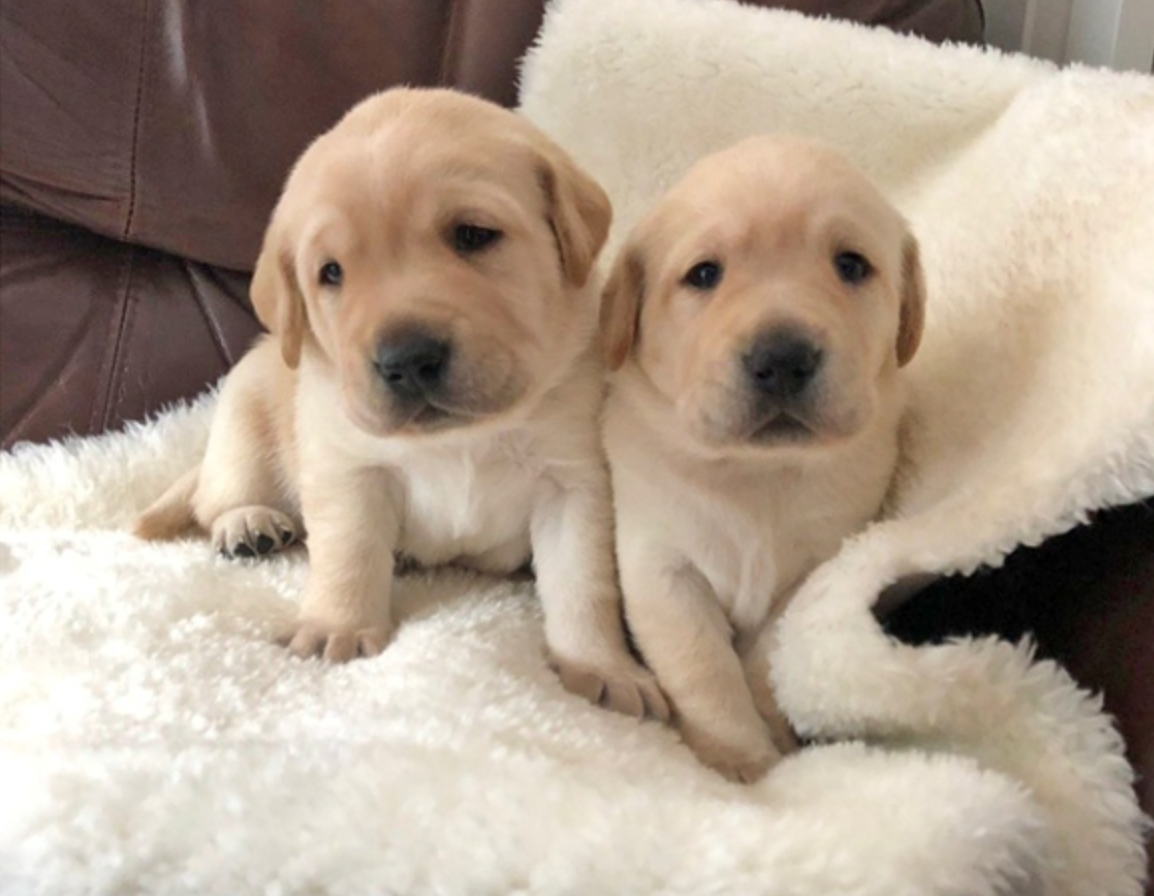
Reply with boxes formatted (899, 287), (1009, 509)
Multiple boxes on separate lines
(93, 247), (138, 434)
(123, 0), (152, 242)
(437, 0), (465, 88)
(185, 265), (235, 368)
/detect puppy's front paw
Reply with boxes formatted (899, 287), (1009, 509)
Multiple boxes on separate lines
(550, 652), (670, 721)
(277, 619), (393, 663)
(213, 506), (300, 559)
(681, 727), (781, 784)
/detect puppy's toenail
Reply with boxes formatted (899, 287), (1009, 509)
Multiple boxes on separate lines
(233, 543), (255, 558)
(255, 534), (275, 554)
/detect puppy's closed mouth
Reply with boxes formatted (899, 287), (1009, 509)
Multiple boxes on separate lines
(392, 398), (471, 433)
(389, 387), (527, 435)
(748, 412), (814, 444)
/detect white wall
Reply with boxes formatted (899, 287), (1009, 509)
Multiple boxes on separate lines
(983, 0), (1154, 72)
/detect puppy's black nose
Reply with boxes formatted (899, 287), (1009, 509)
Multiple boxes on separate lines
(374, 333), (451, 398)
(743, 331), (823, 399)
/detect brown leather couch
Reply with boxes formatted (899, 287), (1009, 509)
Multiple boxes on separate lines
(2, 0), (1150, 865)
(1, 0), (983, 449)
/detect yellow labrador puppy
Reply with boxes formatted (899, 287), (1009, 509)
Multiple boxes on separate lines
(136, 88), (666, 719)
(600, 135), (925, 779)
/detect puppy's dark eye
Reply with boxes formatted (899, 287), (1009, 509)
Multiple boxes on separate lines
(834, 252), (872, 285)
(683, 260), (723, 291)
(318, 261), (343, 287)
(453, 224), (502, 254)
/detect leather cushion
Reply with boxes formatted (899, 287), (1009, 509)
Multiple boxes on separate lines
(0, 205), (259, 447)
(0, 0), (981, 273)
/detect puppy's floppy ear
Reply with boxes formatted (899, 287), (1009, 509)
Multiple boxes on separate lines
(536, 146), (612, 288)
(250, 221), (307, 369)
(896, 233), (926, 368)
(600, 243), (645, 371)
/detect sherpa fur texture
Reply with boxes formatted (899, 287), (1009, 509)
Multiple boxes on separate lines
(0, 399), (1050, 896)
(0, 2), (1149, 894)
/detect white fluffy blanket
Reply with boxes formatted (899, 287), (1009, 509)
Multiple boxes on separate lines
(2, 1), (1151, 894)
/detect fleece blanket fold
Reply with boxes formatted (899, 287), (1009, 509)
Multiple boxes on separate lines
(1, 1), (1150, 894)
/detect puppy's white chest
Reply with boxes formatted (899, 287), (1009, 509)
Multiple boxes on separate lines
(395, 437), (539, 569)
(678, 496), (791, 634)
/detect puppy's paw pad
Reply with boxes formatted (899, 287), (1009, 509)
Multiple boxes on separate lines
(212, 506), (300, 560)
(277, 620), (393, 664)
(551, 653), (670, 721)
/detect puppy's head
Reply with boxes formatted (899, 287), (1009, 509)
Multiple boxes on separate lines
(250, 87), (611, 437)
(601, 135), (924, 454)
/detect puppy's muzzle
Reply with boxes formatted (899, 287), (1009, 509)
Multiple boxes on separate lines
(742, 330), (823, 402)
(374, 331), (452, 401)
(733, 328), (827, 444)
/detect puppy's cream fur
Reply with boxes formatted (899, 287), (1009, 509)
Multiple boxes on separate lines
(136, 88), (665, 719)
(600, 135), (925, 779)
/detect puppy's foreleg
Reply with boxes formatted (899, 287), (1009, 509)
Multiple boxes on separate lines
(190, 342), (302, 558)
(531, 475), (668, 720)
(134, 465), (200, 541)
(621, 547), (780, 783)
(738, 620), (801, 756)
(281, 464), (399, 663)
